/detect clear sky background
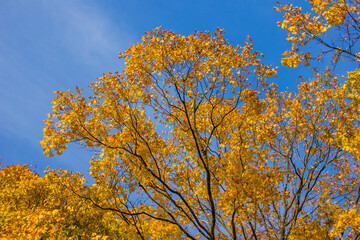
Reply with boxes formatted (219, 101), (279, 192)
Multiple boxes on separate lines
(0, 0), (346, 176)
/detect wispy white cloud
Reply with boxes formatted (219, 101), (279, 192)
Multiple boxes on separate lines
(0, 0), (134, 137)
(41, 0), (134, 67)
(0, 0), (135, 169)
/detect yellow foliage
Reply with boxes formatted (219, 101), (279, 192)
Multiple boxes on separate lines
(0, 165), (129, 239)
(38, 27), (360, 239)
(276, 0), (360, 66)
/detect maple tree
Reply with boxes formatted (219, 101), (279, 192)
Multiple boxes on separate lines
(275, 0), (360, 68)
(38, 20), (360, 240)
(275, 1), (360, 239)
(0, 164), (128, 239)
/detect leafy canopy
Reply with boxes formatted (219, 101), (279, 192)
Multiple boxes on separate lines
(276, 0), (360, 67)
(0, 164), (127, 239)
(36, 2), (360, 239)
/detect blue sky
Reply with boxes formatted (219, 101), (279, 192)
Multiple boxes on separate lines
(0, 0), (330, 175)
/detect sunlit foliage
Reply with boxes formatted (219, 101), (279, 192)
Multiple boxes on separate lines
(0, 164), (128, 239)
(276, 0), (360, 67)
(39, 25), (360, 239)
